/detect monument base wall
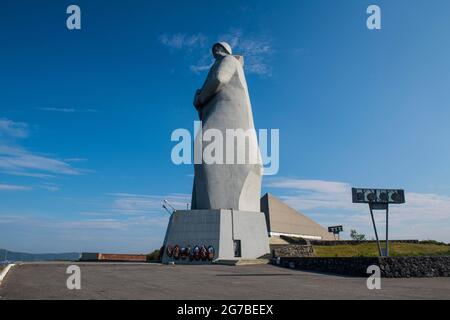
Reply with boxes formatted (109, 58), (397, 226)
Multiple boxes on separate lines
(161, 210), (270, 264)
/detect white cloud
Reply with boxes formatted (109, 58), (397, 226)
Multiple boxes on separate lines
(0, 145), (83, 176)
(0, 183), (32, 191)
(189, 53), (214, 74)
(38, 107), (76, 113)
(64, 158), (88, 163)
(0, 119), (86, 179)
(265, 178), (352, 210)
(390, 192), (450, 223)
(267, 179), (349, 195)
(0, 118), (28, 138)
(0, 192), (185, 232)
(190, 63), (213, 74)
(219, 29), (273, 76)
(159, 33), (207, 50)
(0, 215), (126, 231)
(0, 213), (169, 252)
(55, 219), (126, 230)
(39, 184), (60, 192)
(37, 107), (98, 113)
(2, 171), (55, 178)
(159, 29), (273, 76)
(0, 119), (85, 180)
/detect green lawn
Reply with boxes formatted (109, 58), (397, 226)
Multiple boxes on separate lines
(314, 242), (450, 257)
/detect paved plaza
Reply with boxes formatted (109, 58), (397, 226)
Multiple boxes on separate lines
(0, 262), (449, 300)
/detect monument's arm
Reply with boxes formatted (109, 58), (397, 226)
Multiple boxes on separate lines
(196, 55), (237, 107)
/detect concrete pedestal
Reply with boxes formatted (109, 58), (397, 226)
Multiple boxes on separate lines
(161, 210), (270, 264)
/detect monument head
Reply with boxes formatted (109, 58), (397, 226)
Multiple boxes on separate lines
(212, 42), (232, 59)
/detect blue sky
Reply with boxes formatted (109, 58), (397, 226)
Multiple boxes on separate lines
(1, 0), (450, 253)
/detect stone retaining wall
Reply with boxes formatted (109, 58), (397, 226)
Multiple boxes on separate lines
(272, 245), (314, 258)
(277, 256), (450, 278)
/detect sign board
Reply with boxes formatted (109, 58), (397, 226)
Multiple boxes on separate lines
(352, 188), (405, 204)
(328, 226), (343, 234)
(352, 187), (406, 257)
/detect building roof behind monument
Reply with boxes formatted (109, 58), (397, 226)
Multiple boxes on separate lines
(260, 193), (334, 241)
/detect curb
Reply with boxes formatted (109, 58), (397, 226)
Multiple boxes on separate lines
(0, 264), (16, 285)
(213, 259), (270, 266)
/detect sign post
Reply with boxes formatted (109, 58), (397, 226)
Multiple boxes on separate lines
(328, 225), (344, 240)
(352, 188), (405, 257)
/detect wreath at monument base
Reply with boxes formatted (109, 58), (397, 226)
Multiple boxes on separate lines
(193, 245), (200, 261)
(166, 245), (173, 258)
(165, 244), (215, 262)
(180, 247), (188, 260)
(173, 245), (180, 260)
(200, 245), (208, 261)
(207, 245), (215, 261)
(186, 245), (193, 261)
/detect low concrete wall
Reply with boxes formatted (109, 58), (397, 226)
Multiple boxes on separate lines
(277, 256), (450, 278)
(0, 264), (15, 284)
(98, 254), (146, 262)
(79, 253), (147, 262)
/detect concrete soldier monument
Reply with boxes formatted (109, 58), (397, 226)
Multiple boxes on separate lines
(192, 42), (262, 212)
(162, 42), (270, 263)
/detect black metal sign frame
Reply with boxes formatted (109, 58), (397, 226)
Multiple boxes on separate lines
(352, 188), (406, 257)
(328, 225), (343, 240)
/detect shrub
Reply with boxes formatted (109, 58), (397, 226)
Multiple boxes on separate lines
(350, 229), (366, 241)
(146, 249), (161, 262)
(419, 240), (448, 246)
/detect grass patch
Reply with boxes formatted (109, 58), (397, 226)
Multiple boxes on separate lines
(314, 242), (450, 257)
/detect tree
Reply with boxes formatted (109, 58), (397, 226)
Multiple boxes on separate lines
(350, 229), (366, 241)
(146, 249), (161, 262)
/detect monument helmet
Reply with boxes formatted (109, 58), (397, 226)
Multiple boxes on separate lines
(212, 42), (232, 57)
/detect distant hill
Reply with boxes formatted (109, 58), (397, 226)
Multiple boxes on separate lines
(0, 249), (80, 262)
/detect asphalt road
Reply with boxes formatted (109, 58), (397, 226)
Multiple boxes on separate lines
(0, 262), (449, 300)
